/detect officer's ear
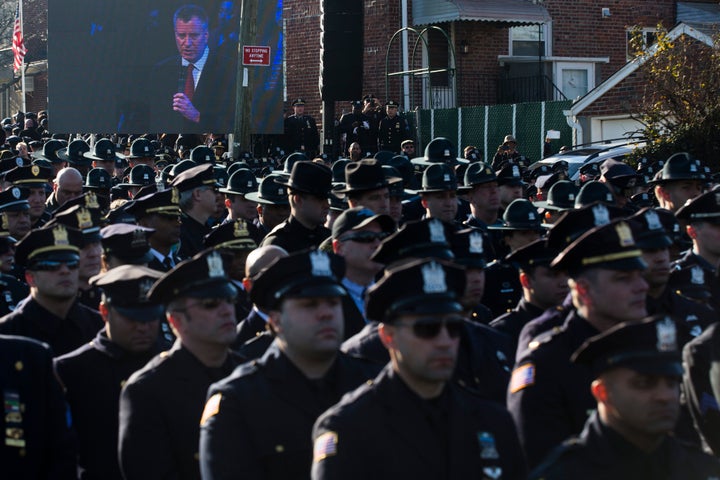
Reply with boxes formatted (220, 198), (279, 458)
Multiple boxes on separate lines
(686, 224), (698, 240)
(267, 309), (282, 335)
(591, 379), (608, 404)
(98, 302), (110, 323)
(378, 322), (395, 349)
(24, 270), (35, 287)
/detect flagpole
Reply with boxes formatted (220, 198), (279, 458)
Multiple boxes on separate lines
(18, 0), (26, 113)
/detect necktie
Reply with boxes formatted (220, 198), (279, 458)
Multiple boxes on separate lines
(184, 63), (195, 100)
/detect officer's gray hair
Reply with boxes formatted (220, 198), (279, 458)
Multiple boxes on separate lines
(178, 188), (195, 211)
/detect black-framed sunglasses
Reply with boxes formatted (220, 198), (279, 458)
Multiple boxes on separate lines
(185, 296), (237, 310)
(396, 316), (465, 340)
(340, 231), (390, 244)
(31, 260), (80, 272)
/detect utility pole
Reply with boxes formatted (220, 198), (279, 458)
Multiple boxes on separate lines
(234, 0), (258, 152)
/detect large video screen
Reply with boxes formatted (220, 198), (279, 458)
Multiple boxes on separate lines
(48, 0), (284, 135)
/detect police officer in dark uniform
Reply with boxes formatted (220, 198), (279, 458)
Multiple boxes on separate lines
(491, 239), (568, 355)
(337, 100), (370, 155)
(0, 334), (77, 479)
(125, 188), (182, 272)
(260, 161), (332, 253)
(531, 316), (720, 479)
(669, 190), (720, 312)
(312, 258), (526, 480)
(683, 322), (720, 457)
(245, 173), (291, 246)
(199, 250), (380, 479)
(0, 217), (28, 316)
(5, 164), (54, 229)
(508, 219), (650, 469)
(284, 98), (320, 157)
(55, 266), (169, 480)
(0, 224), (103, 356)
(171, 163), (221, 259)
(460, 161), (502, 261)
(118, 250), (242, 480)
(377, 100), (411, 154)
(650, 152), (706, 213)
(483, 199), (548, 318)
(360, 94), (382, 156)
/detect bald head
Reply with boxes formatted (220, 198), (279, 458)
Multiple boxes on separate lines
(54, 167), (84, 207)
(245, 245), (289, 279)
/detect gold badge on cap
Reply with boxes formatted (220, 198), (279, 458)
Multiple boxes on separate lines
(31, 165), (39, 177)
(207, 251), (225, 278)
(656, 317), (677, 352)
(615, 222), (634, 247)
(76, 208), (93, 229)
(171, 188), (180, 205)
(310, 251), (332, 277)
(428, 219), (446, 243)
(1, 213), (9, 232)
(469, 231), (484, 254)
(422, 261), (447, 294)
(53, 225), (70, 246)
(85, 192), (99, 209)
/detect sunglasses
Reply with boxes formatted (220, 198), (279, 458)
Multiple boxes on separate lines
(31, 260), (80, 271)
(396, 316), (465, 339)
(185, 296), (236, 310)
(340, 231), (389, 243)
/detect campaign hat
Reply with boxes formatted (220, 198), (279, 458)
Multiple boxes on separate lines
(82, 138), (123, 163)
(245, 174), (289, 205)
(458, 162), (497, 192)
(31, 139), (65, 163)
(335, 159), (401, 194)
(416, 163), (458, 193)
(488, 199), (547, 232)
(274, 161), (332, 196)
(411, 137), (467, 168)
(57, 139), (91, 166)
(533, 180), (578, 212)
(218, 169), (259, 196)
(126, 138), (156, 159)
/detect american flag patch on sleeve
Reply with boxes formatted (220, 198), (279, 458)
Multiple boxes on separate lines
(509, 363), (535, 393)
(313, 431), (338, 462)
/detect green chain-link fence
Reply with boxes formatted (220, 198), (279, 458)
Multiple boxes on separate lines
(411, 100), (573, 163)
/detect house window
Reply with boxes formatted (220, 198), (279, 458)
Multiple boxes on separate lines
(627, 28), (657, 60)
(555, 62), (595, 100)
(510, 24), (550, 57)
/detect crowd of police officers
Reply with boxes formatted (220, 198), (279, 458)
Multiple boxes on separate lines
(0, 104), (719, 480)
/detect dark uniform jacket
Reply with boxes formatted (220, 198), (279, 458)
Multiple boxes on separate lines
(77, 285), (102, 311)
(0, 274), (29, 316)
(118, 342), (241, 480)
(311, 365), (527, 480)
(515, 292), (574, 358)
(377, 115), (410, 153)
(178, 212), (211, 260)
(234, 307), (268, 347)
(530, 412), (720, 479)
(507, 311), (600, 469)
(342, 320), (513, 405)
(0, 296), (104, 356)
(0, 335), (77, 480)
(284, 114), (320, 157)
(482, 260), (522, 319)
(55, 329), (169, 480)
(683, 323), (720, 457)
(199, 343), (380, 479)
(491, 297), (546, 355)
(337, 111), (372, 153)
(646, 287), (717, 346)
(259, 215), (331, 253)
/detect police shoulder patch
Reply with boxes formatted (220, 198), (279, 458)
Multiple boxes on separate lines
(200, 393), (222, 426)
(313, 431), (338, 462)
(509, 363), (535, 393)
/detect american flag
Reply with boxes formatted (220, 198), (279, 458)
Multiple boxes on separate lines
(12, 1), (26, 73)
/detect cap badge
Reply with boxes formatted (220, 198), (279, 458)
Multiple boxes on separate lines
(715, 193), (720, 206)
(691, 265), (704, 284)
(568, 193), (575, 201)
(85, 192), (99, 209)
(656, 317), (677, 352)
(443, 174), (450, 182)
(615, 222), (635, 247)
(310, 251), (332, 277)
(443, 149), (451, 157)
(1, 213), (9, 231)
(31, 165), (39, 176)
(690, 164), (698, 172)
(528, 212), (536, 220)
(422, 261), (447, 293)
(469, 232), (484, 254)
(76, 208), (93, 229)
(138, 279), (154, 300)
(428, 219), (446, 243)
(477, 432), (500, 460)
(206, 251), (225, 278)
(485, 168), (492, 175)
(171, 188), (180, 205)
(53, 225), (70, 246)
(591, 204), (610, 226)
(247, 181), (253, 188)
(512, 165), (520, 177)
(131, 229), (147, 247)
(233, 221), (249, 238)
(644, 210), (663, 231)
(10, 187), (21, 199)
